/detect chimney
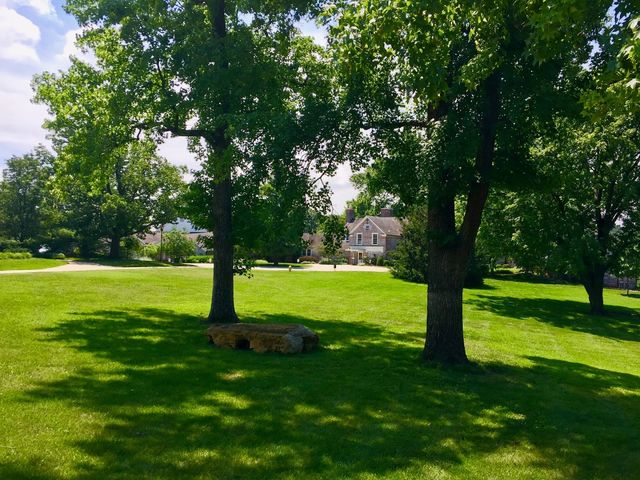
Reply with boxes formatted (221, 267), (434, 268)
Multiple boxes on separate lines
(345, 208), (356, 223)
(379, 208), (393, 217)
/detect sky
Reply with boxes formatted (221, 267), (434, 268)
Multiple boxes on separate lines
(0, 0), (356, 211)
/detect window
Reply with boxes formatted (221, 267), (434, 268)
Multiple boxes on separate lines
(356, 233), (363, 245)
(372, 233), (379, 245)
(306, 248), (312, 256)
(365, 219), (370, 231)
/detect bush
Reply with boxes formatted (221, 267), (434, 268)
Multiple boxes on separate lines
(319, 257), (347, 265)
(163, 230), (197, 263)
(0, 238), (29, 253)
(464, 253), (490, 288)
(43, 228), (77, 256)
(122, 236), (143, 259)
(376, 256), (386, 266)
(0, 252), (32, 260)
(298, 255), (319, 263)
(140, 243), (160, 260)
(38, 251), (66, 259)
(185, 255), (212, 263)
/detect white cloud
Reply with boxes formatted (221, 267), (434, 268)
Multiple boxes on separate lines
(0, 0), (54, 16)
(51, 28), (96, 69)
(0, 6), (41, 63)
(0, 71), (48, 149)
(327, 163), (355, 212)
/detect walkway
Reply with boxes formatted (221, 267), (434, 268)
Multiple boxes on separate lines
(0, 261), (390, 275)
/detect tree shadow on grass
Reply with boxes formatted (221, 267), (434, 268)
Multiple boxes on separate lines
(5, 308), (640, 479)
(468, 295), (640, 343)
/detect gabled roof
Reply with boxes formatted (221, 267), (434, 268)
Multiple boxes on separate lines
(348, 216), (403, 236)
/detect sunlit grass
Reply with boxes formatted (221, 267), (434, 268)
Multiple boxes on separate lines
(0, 257), (66, 271)
(0, 269), (638, 479)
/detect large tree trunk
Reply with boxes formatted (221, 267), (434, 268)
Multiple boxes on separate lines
(421, 72), (501, 365)
(582, 264), (606, 316)
(208, 173), (238, 323)
(422, 200), (469, 364)
(109, 235), (121, 259)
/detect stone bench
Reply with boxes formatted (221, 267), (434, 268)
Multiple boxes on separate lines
(206, 323), (319, 354)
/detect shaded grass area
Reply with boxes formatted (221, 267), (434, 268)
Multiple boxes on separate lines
(0, 270), (638, 479)
(76, 257), (172, 268)
(253, 260), (308, 269)
(0, 257), (66, 271)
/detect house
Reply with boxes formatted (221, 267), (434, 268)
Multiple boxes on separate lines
(343, 208), (403, 265)
(301, 232), (324, 259)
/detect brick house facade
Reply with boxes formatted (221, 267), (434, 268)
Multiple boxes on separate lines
(342, 208), (403, 265)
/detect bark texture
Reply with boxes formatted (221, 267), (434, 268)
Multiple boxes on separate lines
(208, 173), (238, 323)
(582, 264), (606, 316)
(109, 235), (121, 259)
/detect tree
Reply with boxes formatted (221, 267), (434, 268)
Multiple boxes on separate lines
(163, 230), (197, 263)
(232, 165), (322, 265)
(320, 214), (347, 266)
(60, 1), (342, 323)
(330, 1), (621, 363)
(390, 206), (429, 284)
(0, 146), (53, 243)
(347, 170), (400, 217)
(482, 114), (640, 315)
(34, 57), (186, 259)
(52, 142), (186, 258)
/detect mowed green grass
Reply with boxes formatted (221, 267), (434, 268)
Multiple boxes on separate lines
(0, 258), (66, 271)
(0, 270), (638, 480)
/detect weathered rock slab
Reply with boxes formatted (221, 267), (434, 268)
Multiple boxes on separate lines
(206, 323), (319, 354)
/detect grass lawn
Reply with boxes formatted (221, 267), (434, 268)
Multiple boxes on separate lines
(0, 270), (638, 479)
(0, 258), (66, 271)
(75, 257), (171, 268)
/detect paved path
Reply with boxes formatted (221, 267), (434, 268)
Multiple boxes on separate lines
(0, 261), (153, 275)
(0, 261), (390, 275)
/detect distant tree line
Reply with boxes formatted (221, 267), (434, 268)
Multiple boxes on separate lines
(0, 143), (186, 258)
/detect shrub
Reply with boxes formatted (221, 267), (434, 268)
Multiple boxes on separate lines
(0, 238), (28, 253)
(298, 255), (319, 263)
(122, 236), (143, 259)
(319, 257), (347, 265)
(464, 253), (490, 288)
(0, 252), (32, 260)
(376, 256), (386, 266)
(43, 228), (77, 256)
(38, 251), (66, 259)
(363, 256), (377, 265)
(140, 243), (160, 260)
(163, 230), (197, 263)
(185, 255), (212, 263)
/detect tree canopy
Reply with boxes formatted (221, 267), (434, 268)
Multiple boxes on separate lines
(329, 0), (629, 363)
(36, 0), (345, 322)
(0, 146), (54, 243)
